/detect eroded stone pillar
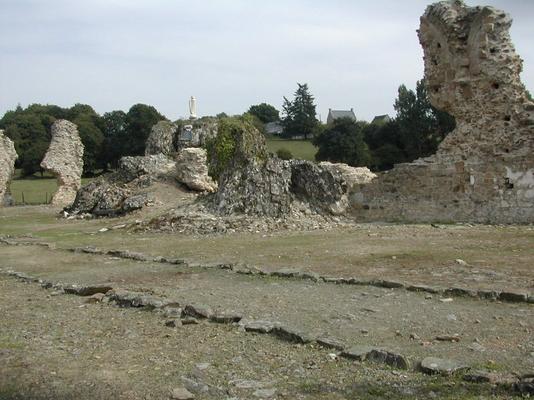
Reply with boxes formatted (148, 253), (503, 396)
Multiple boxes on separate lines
(350, 1), (534, 223)
(418, 0), (534, 159)
(0, 130), (18, 207)
(41, 120), (84, 207)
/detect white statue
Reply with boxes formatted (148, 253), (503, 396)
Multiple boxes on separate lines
(189, 96), (197, 120)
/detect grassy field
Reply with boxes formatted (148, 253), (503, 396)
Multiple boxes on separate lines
(266, 137), (317, 161)
(9, 170), (93, 205)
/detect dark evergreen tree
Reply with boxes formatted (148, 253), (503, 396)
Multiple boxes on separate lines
(282, 83), (318, 139)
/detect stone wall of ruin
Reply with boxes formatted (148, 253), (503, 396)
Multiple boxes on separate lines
(0, 130), (18, 207)
(351, 0), (534, 224)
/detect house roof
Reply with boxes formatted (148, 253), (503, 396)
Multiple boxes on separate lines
(328, 109), (356, 121)
(371, 114), (391, 125)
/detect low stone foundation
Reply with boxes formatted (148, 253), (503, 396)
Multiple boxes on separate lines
(351, 157), (534, 224)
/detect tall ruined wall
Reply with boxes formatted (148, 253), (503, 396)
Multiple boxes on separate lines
(0, 130), (18, 207)
(41, 120), (84, 207)
(351, 0), (534, 223)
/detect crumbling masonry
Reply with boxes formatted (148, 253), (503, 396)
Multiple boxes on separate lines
(41, 120), (84, 207)
(351, 0), (534, 223)
(0, 130), (18, 207)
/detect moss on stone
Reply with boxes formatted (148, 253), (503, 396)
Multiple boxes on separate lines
(206, 116), (267, 181)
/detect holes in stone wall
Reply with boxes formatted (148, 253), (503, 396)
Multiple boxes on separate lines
(504, 115), (511, 122)
(492, 82), (500, 90)
(504, 178), (514, 190)
(490, 47), (497, 54)
(437, 42), (442, 49)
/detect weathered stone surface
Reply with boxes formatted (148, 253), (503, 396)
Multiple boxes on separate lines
(316, 336), (345, 351)
(107, 289), (167, 309)
(291, 161), (349, 215)
(367, 349), (410, 370)
(66, 179), (148, 217)
(63, 284), (113, 296)
(213, 157), (293, 217)
(340, 346), (375, 361)
(118, 154), (177, 182)
(171, 387), (195, 400)
(145, 120), (176, 156)
(319, 162), (376, 189)
(40, 120), (84, 207)
(175, 148), (217, 192)
(499, 291), (528, 303)
(183, 303), (213, 319)
(351, 1), (534, 224)
(272, 325), (314, 344)
(421, 357), (470, 375)
(0, 130), (17, 207)
(209, 311), (242, 324)
(244, 320), (278, 334)
(67, 154), (177, 216)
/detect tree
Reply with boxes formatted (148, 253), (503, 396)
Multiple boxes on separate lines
(313, 117), (371, 167)
(247, 103), (280, 123)
(527, 90), (533, 102)
(123, 104), (166, 156)
(394, 80), (455, 160)
(363, 120), (405, 171)
(282, 83), (318, 139)
(100, 110), (127, 169)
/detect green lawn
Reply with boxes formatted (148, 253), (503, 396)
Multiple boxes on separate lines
(9, 170), (94, 205)
(266, 137), (317, 161)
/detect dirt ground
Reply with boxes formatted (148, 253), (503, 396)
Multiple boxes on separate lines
(0, 205), (533, 399)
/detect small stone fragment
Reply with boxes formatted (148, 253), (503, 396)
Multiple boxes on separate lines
(421, 357), (470, 376)
(272, 325), (314, 344)
(85, 293), (106, 304)
(171, 387), (195, 400)
(165, 319), (181, 328)
(435, 334), (461, 342)
(340, 346), (374, 361)
(253, 388), (277, 398)
(183, 304), (213, 319)
(181, 317), (199, 325)
(316, 336), (345, 351)
(244, 320), (277, 334)
(209, 311), (242, 324)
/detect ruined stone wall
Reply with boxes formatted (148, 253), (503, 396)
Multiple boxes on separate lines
(145, 121), (177, 156)
(40, 120), (84, 207)
(351, 0), (534, 223)
(0, 130), (18, 207)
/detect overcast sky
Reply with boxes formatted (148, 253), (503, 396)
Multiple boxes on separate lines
(1, 0), (533, 122)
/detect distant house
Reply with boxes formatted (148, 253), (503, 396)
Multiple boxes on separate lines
(371, 114), (392, 125)
(265, 121), (283, 136)
(327, 108), (357, 125)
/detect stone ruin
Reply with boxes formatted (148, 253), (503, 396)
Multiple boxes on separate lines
(67, 154), (176, 217)
(145, 119), (217, 157)
(175, 148), (218, 193)
(351, 0), (534, 224)
(66, 0), (534, 225)
(40, 120), (84, 207)
(145, 121), (176, 157)
(208, 118), (376, 217)
(0, 130), (18, 207)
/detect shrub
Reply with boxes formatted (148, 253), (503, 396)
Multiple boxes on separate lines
(276, 148), (293, 160)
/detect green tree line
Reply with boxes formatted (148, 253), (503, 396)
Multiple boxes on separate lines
(278, 80), (455, 170)
(0, 103), (165, 176)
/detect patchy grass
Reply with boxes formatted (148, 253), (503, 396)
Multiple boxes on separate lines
(266, 137), (317, 161)
(10, 177), (93, 205)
